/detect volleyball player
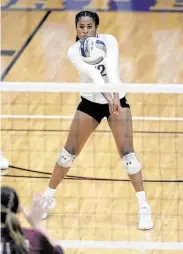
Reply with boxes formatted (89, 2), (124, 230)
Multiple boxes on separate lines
(41, 11), (153, 230)
(1, 186), (64, 253)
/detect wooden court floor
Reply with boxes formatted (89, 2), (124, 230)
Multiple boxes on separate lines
(1, 6), (183, 254)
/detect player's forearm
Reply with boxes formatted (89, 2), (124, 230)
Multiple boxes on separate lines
(101, 93), (114, 104)
(113, 93), (119, 100)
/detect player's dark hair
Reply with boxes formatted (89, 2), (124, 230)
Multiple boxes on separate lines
(1, 186), (29, 254)
(75, 11), (99, 42)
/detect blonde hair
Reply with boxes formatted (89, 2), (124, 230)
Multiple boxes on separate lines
(1, 186), (29, 254)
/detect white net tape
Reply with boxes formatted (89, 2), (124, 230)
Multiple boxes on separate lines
(1, 82), (183, 93)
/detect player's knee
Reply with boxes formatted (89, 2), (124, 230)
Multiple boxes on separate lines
(119, 147), (134, 158)
(57, 148), (76, 168)
(122, 152), (141, 175)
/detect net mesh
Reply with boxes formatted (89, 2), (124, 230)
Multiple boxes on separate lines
(1, 82), (183, 243)
(1, 82), (183, 178)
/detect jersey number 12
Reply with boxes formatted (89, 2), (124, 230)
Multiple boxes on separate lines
(96, 64), (106, 77)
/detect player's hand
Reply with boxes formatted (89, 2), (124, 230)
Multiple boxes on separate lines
(20, 194), (55, 244)
(20, 194), (43, 227)
(109, 98), (121, 116)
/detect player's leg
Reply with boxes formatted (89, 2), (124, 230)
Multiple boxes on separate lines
(108, 108), (144, 191)
(107, 99), (153, 230)
(41, 110), (99, 219)
(49, 110), (99, 189)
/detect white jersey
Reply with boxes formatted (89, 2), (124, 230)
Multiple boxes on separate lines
(67, 34), (126, 104)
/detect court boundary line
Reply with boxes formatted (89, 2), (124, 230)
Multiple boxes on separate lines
(1, 11), (51, 81)
(56, 240), (183, 250)
(1, 50), (16, 56)
(1, 114), (183, 121)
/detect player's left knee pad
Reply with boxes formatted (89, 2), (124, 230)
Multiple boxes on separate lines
(122, 152), (141, 175)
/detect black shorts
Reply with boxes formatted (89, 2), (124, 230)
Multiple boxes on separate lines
(77, 96), (130, 123)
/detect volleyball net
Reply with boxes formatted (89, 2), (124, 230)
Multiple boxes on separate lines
(1, 81), (183, 182)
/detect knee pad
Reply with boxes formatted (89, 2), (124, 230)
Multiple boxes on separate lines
(57, 148), (76, 168)
(122, 152), (141, 175)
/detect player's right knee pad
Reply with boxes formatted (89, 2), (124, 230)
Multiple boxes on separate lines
(122, 152), (141, 175)
(57, 148), (76, 168)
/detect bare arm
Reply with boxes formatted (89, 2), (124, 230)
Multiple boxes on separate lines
(101, 93), (113, 103)
(20, 195), (55, 246)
